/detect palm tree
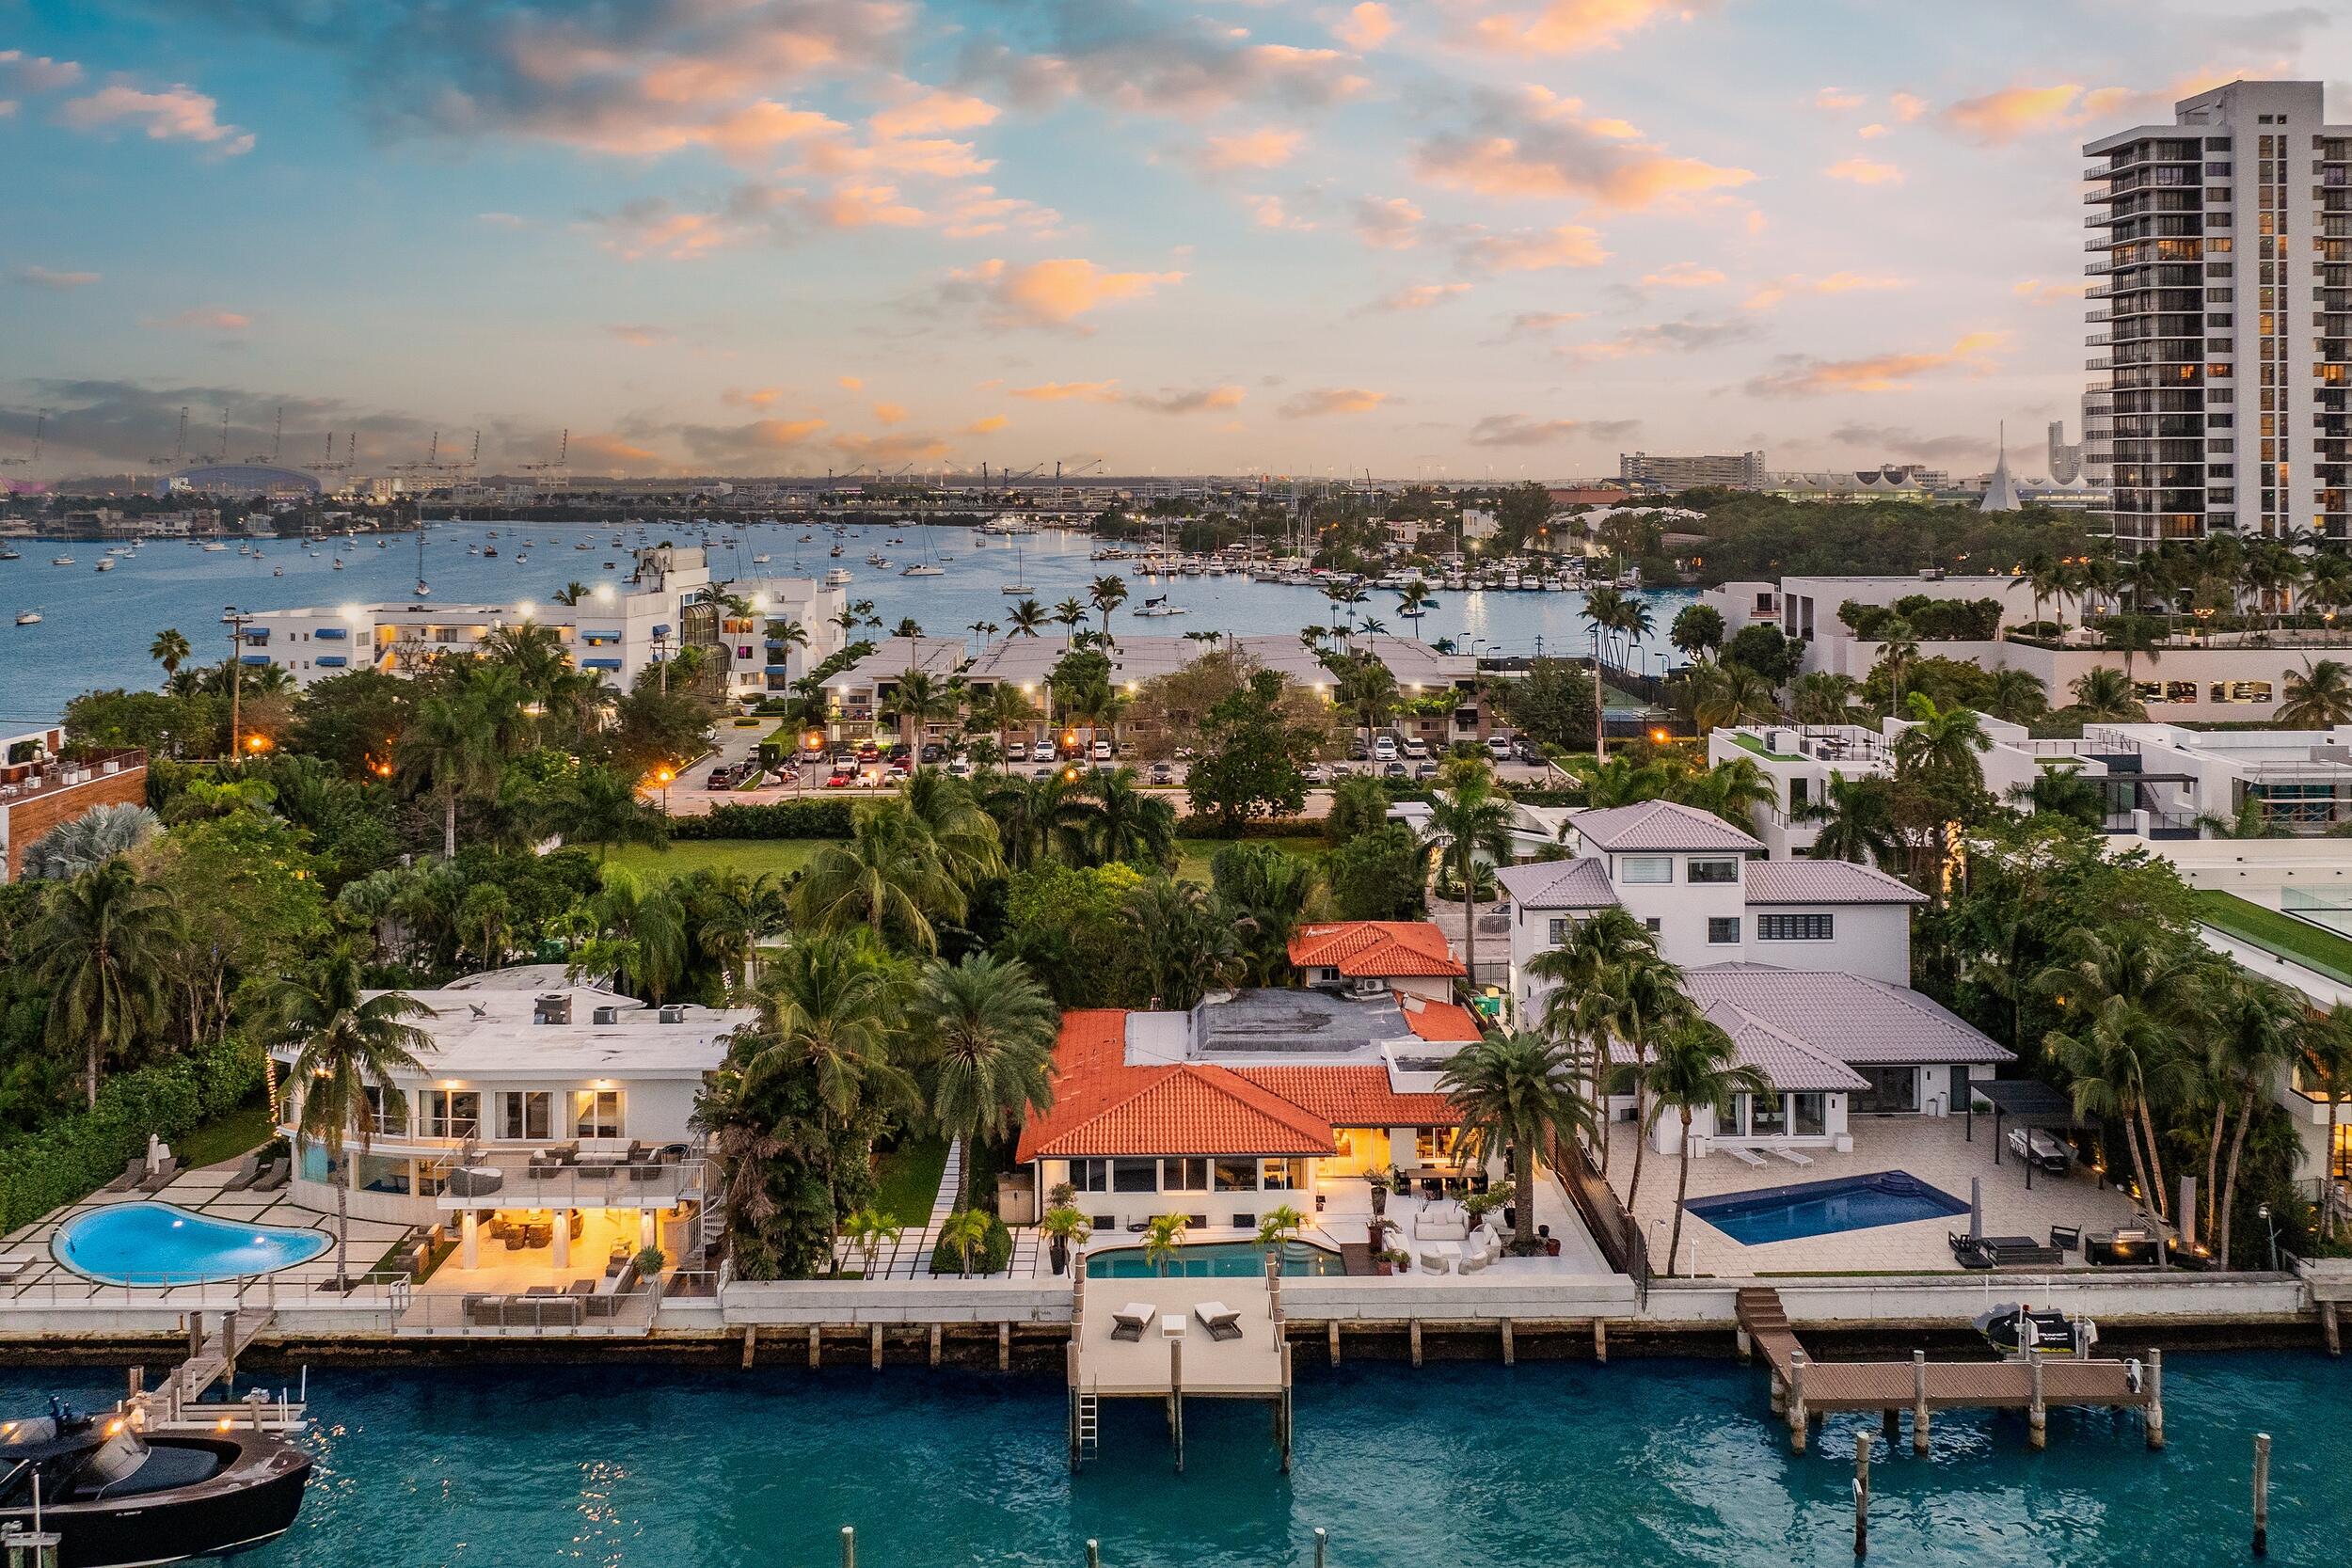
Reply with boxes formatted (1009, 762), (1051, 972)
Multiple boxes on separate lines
(1893, 693), (1990, 796)
(33, 859), (178, 1105)
(1980, 668), (2051, 725)
(794, 802), (964, 952)
(1008, 598), (1048, 637)
(2049, 996), (2180, 1228)
(902, 769), (1005, 888)
(1210, 840), (1321, 986)
(1084, 765), (1177, 869)
(2068, 665), (2148, 721)
(2279, 658), (2352, 728)
(1397, 580), (1433, 636)
(552, 581), (590, 606)
(2299, 1005), (2352, 1241)
(767, 616), (810, 673)
(1256, 1204), (1305, 1250)
(1871, 620), (1921, 709)
(1053, 597), (1089, 634)
(556, 765), (666, 862)
(564, 868), (691, 1003)
(891, 668), (961, 753)
(23, 803), (161, 879)
(1523, 906), (1657, 1165)
(984, 769), (1094, 870)
(1646, 1015), (1769, 1275)
(149, 627), (191, 681)
(940, 1207), (995, 1277)
(1421, 759), (1515, 989)
(1142, 1212), (1189, 1275)
(913, 954), (1059, 1205)
(1123, 878), (1246, 1009)
(1089, 575), (1129, 645)
(1687, 663), (1780, 733)
(1439, 1031), (1595, 1255)
(1798, 772), (1899, 868)
(398, 691), (499, 858)
(2202, 975), (2299, 1261)
(842, 1208), (902, 1278)
(1788, 672), (1861, 726)
(278, 947), (430, 1287)
(1590, 951), (1692, 1210)
(973, 682), (1038, 763)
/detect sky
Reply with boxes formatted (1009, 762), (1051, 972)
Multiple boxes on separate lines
(4, 0), (2351, 483)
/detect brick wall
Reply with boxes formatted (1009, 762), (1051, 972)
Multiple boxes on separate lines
(2, 764), (150, 881)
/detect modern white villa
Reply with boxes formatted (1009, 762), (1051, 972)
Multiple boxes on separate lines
(271, 965), (748, 1285)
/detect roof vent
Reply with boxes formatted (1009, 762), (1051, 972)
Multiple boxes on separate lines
(591, 1006), (620, 1026)
(532, 994), (572, 1025)
(658, 1006), (686, 1024)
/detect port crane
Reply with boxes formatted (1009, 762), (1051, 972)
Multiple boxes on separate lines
(517, 428), (569, 490)
(313, 432), (357, 475)
(147, 407), (189, 472)
(0, 407), (46, 468)
(246, 405), (283, 466)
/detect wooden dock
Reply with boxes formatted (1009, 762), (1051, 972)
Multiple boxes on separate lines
(1733, 1288), (2162, 1453)
(1065, 1257), (1294, 1474)
(119, 1307), (310, 1435)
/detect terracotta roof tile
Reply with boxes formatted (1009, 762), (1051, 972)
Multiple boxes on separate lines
(1391, 991), (1485, 1044)
(1286, 921), (1466, 978)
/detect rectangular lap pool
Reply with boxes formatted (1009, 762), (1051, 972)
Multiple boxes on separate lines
(1682, 1170), (1970, 1246)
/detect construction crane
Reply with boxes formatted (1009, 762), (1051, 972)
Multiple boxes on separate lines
(1004, 462), (1043, 483)
(246, 405), (282, 466)
(1060, 456), (1104, 479)
(517, 428), (569, 491)
(147, 406), (190, 471)
(313, 432), (357, 474)
(0, 408), (47, 468)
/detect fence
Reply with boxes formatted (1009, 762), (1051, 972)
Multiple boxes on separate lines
(1547, 1132), (1650, 1307)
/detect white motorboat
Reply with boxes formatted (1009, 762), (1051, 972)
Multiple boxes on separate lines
(52, 555), (74, 566)
(901, 563), (945, 577)
(13, 610), (40, 626)
(94, 558), (115, 572)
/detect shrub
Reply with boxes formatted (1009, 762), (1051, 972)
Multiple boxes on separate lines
(668, 800), (855, 840)
(0, 1040), (268, 1231)
(929, 1211), (1011, 1276)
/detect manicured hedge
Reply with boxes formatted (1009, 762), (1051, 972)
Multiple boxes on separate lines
(0, 1040), (269, 1231)
(929, 1211), (1012, 1276)
(669, 800), (856, 840)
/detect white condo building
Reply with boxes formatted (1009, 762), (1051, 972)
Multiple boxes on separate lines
(242, 545), (845, 702)
(2085, 80), (2352, 549)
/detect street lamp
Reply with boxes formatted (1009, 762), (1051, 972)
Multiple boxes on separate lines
(651, 765), (675, 814)
(2257, 1202), (2279, 1273)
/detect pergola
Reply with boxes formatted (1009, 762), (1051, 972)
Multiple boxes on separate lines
(1964, 1078), (2088, 1190)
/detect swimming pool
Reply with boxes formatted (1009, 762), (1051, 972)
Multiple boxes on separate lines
(1682, 1170), (1970, 1246)
(53, 1202), (331, 1285)
(1089, 1240), (1347, 1277)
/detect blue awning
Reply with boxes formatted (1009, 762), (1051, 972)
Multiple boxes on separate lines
(243, 630), (269, 644)
(652, 624), (672, 639)
(240, 653), (273, 665)
(315, 655), (348, 668)
(581, 657), (623, 671)
(313, 625), (348, 640)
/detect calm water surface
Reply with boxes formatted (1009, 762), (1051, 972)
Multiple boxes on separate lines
(0, 520), (1691, 724)
(8, 1354), (2344, 1566)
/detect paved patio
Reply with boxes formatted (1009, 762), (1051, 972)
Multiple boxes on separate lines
(1603, 1115), (2147, 1278)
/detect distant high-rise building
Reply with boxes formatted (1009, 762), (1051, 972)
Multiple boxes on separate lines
(1617, 451), (1767, 491)
(2084, 80), (2352, 550)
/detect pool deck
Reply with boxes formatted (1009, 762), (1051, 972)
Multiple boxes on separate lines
(1606, 1116), (2146, 1277)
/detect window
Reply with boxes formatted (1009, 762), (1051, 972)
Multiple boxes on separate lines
(1213, 1158), (1259, 1192)
(1853, 1065), (1918, 1113)
(1707, 917), (1742, 945)
(1620, 856), (1673, 884)
(2209, 679), (2276, 704)
(1688, 859), (1739, 885)
(1069, 1159), (1108, 1193)
(361, 1084), (406, 1136)
(1161, 1156), (1209, 1192)
(1757, 913), (1833, 942)
(498, 1090), (552, 1142)
(1413, 1126), (1456, 1163)
(1547, 917), (1572, 945)
(1644, 917), (1661, 934)
(1793, 1093), (1827, 1137)
(1262, 1157), (1309, 1190)
(418, 1089), (480, 1139)
(572, 1089), (621, 1139)
(1111, 1158), (1159, 1193)
(1750, 1093), (1787, 1136)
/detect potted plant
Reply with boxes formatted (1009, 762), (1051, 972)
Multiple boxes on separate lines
(1381, 1247), (1412, 1275)
(1467, 1180), (1516, 1235)
(1369, 1171), (1389, 1221)
(1257, 1204), (1304, 1260)
(1041, 1205), (1091, 1275)
(633, 1244), (666, 1279)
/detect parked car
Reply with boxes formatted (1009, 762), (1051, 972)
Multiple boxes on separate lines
(1513, 738), (1545, 764)
(1349, 739), (1370, 761)
(1149, 762), (1175, 785)
(1382, 761), (1408, 779)
(947, 755), (974, 778)
(888, 743), (913, 763)
(1412, 762), (1438, 781)
(1403, 736), (1429, 761)
(832, 749), (857, 768)
(706, 765), (736, 789)
(1373, 735), (1399, 761)
(919, 743), (945, 764)
(855, 741), (881, 762)
(1486, 736), (1514, 762)
(1034, 764), (1059, 781)
(885, 760), (911, 781)
(825, 769), (855, 788)
(1091, 739), (1114, 761)
(1006, 740), (1029, 762)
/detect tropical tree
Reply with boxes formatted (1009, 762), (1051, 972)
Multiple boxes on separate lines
(842, 1208), (901, 1278)
(2279, 658), (2352, 728)
(149, 627), (191, 681)
(1142, 1212), (1189, 1275)
(1788, 672), (1862, 726)
(1421, 759), (1515, 988)
(1007, 598), (1048, 637)
(1083, 765), (1178, 869)
(1122, 878), (1245, 1009)
(32, 858), (179, 1104)
(1523, 906), (1658, 1165)
(552, 581), (590, 606)
(902, 769), (1004, 890)
(2298, 1005), (2352, 1242)
(984, 769), (1095, 871)
(2068, 666), (2148, 722)
(398, 690), (499, 858)
(940, 1207), (996, 1277)
(2201, 975), (2299, 1262)
(1256, 1204), (1305, 1250)
(973, 681), (1039, 762)
(2049, 996), (2180, 1229)
(1089, 574), (1129, 645)
(564, 867), (691, 1003)
(912, 954), (1059, 1205)
(794, 801), (965, 953)
(1685, 662), (1781, 733)
(23, 803), (161, 879)
(1210, 840), (1322, 986)
(1439, 1031), (1595, 1254)
(1798, 772), (1900, 867)
(1053, 597), (1089, 634)
(278, 947), (431, 1286)
(1646, 1015), (1770, 1275)
(1893, 692), (1990, 797)
(891, 668), (961, 753)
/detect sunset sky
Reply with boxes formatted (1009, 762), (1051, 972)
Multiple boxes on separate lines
(5, 1), (2348, 481)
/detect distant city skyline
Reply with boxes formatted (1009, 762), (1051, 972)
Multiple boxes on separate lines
(4, 1), (2348, 481)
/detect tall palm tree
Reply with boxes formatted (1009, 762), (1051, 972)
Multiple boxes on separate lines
(1052, 597), (1089, 635)
(2049, 996), (2180, 1229)
(1893, 693), (1990, 796)
(767, 616), (810, 673)
(912, 954), (1059, 1206)
(984, 770), (1095, 870)
(1088, 575), (1128, 645)
(33, 859), (178, 1105)
(554, 765), (667, 862)
(1438, 1031), (1596, 1255)
(1397, 580), (1433, 637)
(2202, 975), (2299, 1261)
(973, 682), (1038, 763)
(1645, 1014), (1770, 1275)
(1524, 906), (1658, 1165)
(794, 801), (964, 952)
(149, 627), (191, 681)
(1798, 772), (1900, 868)
(2279, 658), (2352, 728)
(552, 581), (591, 606)
(1121, 879), (1245, 1009)
(1422, 759), (1515, 989)
(1687, 663), (1781, 733)
(1142, 1212), (1189, 1275)
(1981, 668), (2051, 725)
(1592, 951), (1692, 1211)
(1008, 598), (1048, 638)
(891, 668), (961, 753)
(1083, 765), (1178, 869)
(902, 768), (1005, 889)
(1210, 841), (1321, 986)
(564, 868), (691, 1003)
(2068, 666), (2148, 721)
(278, 947), (430, 1286)
(398, 691), (499, 858)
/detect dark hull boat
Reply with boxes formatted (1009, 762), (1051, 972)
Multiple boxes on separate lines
(0, 1408), (310, 1567)
(1972, 1304), (2096, 1360)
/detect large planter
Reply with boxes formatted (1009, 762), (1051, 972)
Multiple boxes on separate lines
(1049, 1238), (1070, 1275)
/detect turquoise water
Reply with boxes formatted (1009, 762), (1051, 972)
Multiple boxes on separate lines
(52, 1201), (329, 1285)
(1685, 1172), (1972, 1246)
(1089, 1241), (1347, 1277)
(8, 1354), (2343, 1565)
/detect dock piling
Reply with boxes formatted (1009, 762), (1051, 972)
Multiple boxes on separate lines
(1409, 1319), (1422, 1368)
(2028, 1356), (2046, 1450)
(1501, 1320), (1516, 1367)
(1169, 1338), (1184, 1474)
(1313, 1527), (1327, 1568)
(808, 1324), (821, 1370)
(1911, 1352), (1929, 1455)
(2146, 1349), (2165, 1449)
(1852, 1432), (1870, 1559)
(1788, 1353), (1808, 1453)
(1593, 1319), (1608, 1365)
(1327, 1320), (1342, 1366)
(930, 1323), (943, 1368)
(870, 1323), (883, 1370)
(2253, 1432), (2271, 1557)
(740, 1326), (757, 1370)
(999, 1321), (1011, 1372)
(2323, 1301), (2341, 1358)
(1086, 1540), (1100, 1568)
(840, 1525), (855, 1568)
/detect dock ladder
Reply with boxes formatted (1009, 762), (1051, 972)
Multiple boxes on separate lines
(1075, 1386), (1100, 1458)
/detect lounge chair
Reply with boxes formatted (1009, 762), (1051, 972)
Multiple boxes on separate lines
(2049, 1225), (2083, 1254)
(1948, 1232), (1994, 1270)
(1721, 1145), (1766, 1168)
(250, 1158), (289, 1192)
(136, 1156), (180, 1193)
(464, 1294), (501, 1326)
(220, 1154), (262, 1192)
(1110, 1302), (1153, 1342)
(0, 1258), (31, 1285)
(1773, 1148), (1815, 1167)
(1194, 1301), (1243, 1342)
(1418, 1248), (1453, 1275)
(1979, 1235), (2066, 1266)
(103, 1158), (145, 1194)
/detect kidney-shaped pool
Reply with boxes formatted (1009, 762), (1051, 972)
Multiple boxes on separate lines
(54, 1201), (331, 1286)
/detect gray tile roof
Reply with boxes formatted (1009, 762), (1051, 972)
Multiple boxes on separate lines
(1495, 857), (1619, 910)
(1684, 964), (2015, 1067)
(1743, 860), (1925, 906)
(1698, 999), (1870, 1093)
(1568, 800), (1761, 853)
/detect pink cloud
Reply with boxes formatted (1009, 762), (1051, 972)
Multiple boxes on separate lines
(870, 87), (999, 139)
(723, 388), (786, 409)
(1335, 4), (1397, 51)
(0, 50), (82, 92)
(60, 81), (253, 154)
(1194, 126), (1305, 172)
(1353, 196), (1424, 250)
(1744, 272), (1912, 310)
(1470, 1), (1714, 55)
(1413, 87), (1752, 210)
(605, 324), (674, 347)
(1011, 381), (1123, 402)
(1280, 388), (1390, 418)
(1814, 87), (1864, 111)
(1640, 261), (1724, 288)
(150, 307), (251, 331)
(942, 257), (1186, 331)
(1744, 330), (2010, 396)
(1825, 156), (1903, 184)
(872, 402), (909, 425)
(1459, 223), (1611, 272)
(1369, 282), (1472, 312)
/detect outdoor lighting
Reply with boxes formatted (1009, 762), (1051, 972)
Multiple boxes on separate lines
(516, 602), (534, 620)
(244, 733), (273, 754)
(596, 584), (616, 602)
(1648, 727), (1671, 745)
(341, 602), (364, 619)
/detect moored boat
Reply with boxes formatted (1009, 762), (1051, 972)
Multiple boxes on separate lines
(0, 1404), (311, 1568)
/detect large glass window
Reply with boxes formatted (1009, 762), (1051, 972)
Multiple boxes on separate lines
(1162, 1157), (1209, 1192)
(1707, 917), (1742, 944)
(1757, 914), (1834, 942)
(1853, 1065), (1918, 1113)
(1214, 1158), (1259, 1192)
(499, 1091), (552, 1141)
(1069, 1159), (1108, 1193)
(1111, 1158), (1159, 1193)
(1688, 859), (1740, 885)
(1262, 1157), (1309, 1190)
(354, 1152), (411, 1195)
(1792, 1093), (1826, 1137)
(418, 1089), (480, 1139)
(572, 1089), (621, 1139)
(1620, 856), (1673, 884)
(361, 1084), (406, 1136)
(1750, 1093), (1788, 1136)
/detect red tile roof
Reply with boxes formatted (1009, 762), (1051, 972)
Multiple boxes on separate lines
(1285, 921), (1466, 978)
(1014, 1010), (1459, 1163)
(1391, 992), (1485, 1044)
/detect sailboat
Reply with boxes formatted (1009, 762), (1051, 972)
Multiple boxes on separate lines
(998, 533), (1033, 594)
(414, 525), (431, 596)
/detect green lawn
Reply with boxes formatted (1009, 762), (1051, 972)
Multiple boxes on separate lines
(605, 839), (834, 880)
(2193, 891), (2352, 986)
(176, 1098), (278, 1170)
(1726, 731), (1801, 761)
(872, 1134), (949, 1227)
(1173, 835), (1327, 885)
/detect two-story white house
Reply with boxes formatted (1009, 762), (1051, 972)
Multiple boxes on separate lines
(1495, 800), (2010, 1156)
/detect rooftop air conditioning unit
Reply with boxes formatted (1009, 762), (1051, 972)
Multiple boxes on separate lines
(532, 994), (572, 1025)
(658, 1006), (686, 1023)
(1350, 976), (1385, 998)
(591, 1006), (620, 1026)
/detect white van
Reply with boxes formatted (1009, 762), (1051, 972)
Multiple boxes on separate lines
(1403, 736), (1429, 761)
(1373, 735), (1398, 761)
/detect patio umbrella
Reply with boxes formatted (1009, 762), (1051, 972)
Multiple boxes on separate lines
(1969, 1177), (1983, 1243)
